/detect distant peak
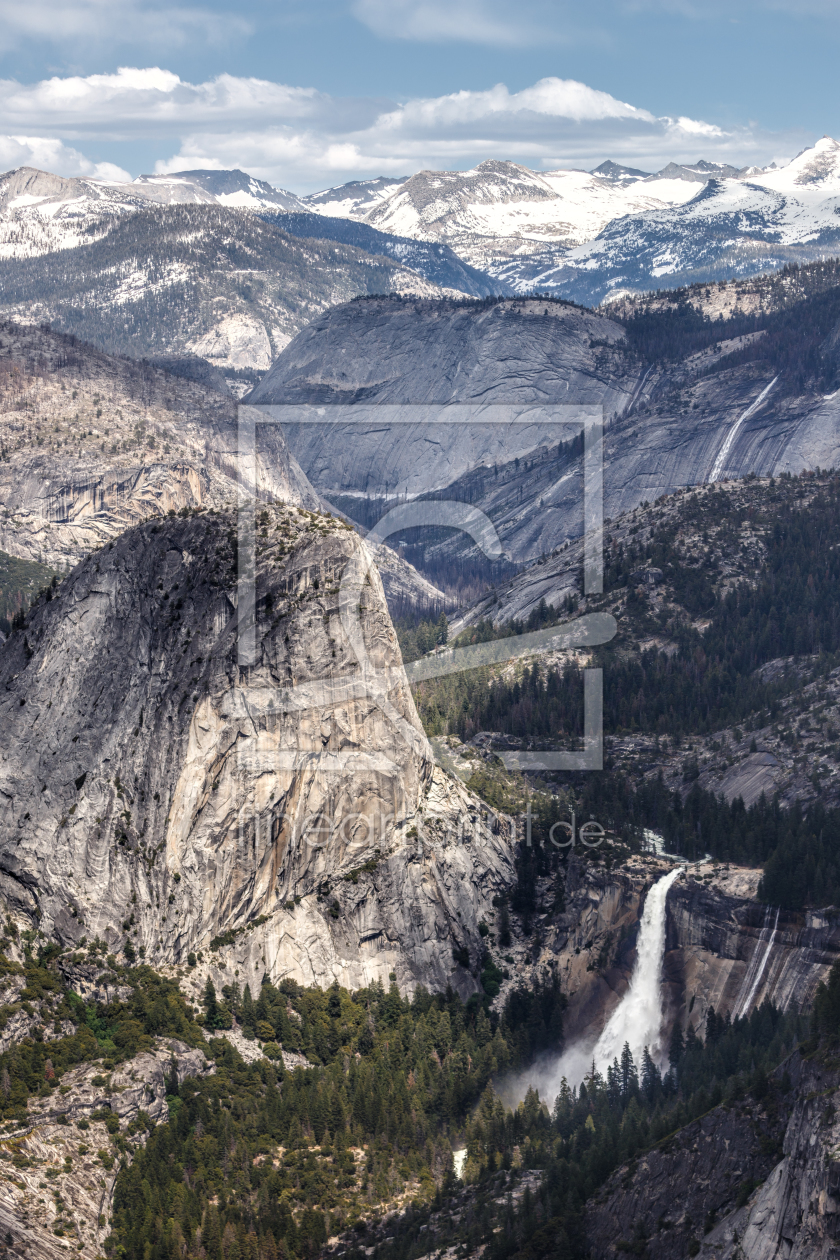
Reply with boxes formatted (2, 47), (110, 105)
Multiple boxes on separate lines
(592, 160), (651, 182)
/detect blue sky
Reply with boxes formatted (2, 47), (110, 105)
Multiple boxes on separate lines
(0, 0), (835, 189)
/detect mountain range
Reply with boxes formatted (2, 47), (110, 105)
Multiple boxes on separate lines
(0, 167), (496, 384)
(2, 137), (840, 384)
(305, 137), (840, 301)
(249, 262), (840, 582)
(0, 196), (459, 390)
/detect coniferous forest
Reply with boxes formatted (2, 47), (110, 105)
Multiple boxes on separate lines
(403, 472), (840, 911)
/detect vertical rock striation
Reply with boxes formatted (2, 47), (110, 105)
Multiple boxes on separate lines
(0, 506), (514, 995)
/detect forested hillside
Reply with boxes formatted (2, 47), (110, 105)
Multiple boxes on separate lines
(617, 259), (840, 397)
(0, 207), (436, 370)
(0, 920), (808, 1260)
(262, 212), (499, 297)
(407, 471), (840, 910)
(0, 548), (55, 630)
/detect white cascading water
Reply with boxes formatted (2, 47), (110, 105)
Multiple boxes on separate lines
(733, 906), (780, 1018)
(518, 868), (681, 1100)
(588, 867), (682, 1075)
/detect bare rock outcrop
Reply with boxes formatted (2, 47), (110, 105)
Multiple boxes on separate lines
(511, 857), (840, 1059)
(585, 1084), (791, 1260)
(249, 296), (840, 560)
(0, 1038), (211, 1260)
(586, 1051), (840, 1260)
(0, 321), (319, 572)
(665, 874), (840, 1032)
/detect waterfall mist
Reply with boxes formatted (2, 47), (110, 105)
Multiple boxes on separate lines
(508, 868), (681, 1107)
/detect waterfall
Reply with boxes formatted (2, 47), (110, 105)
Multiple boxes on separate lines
(520, 868), (681, 1098)
(732, 905), (772, 1015)
(708, 376), (778, 482)
(589, 867), (682, 1075)
(733, 906), (779, 1018)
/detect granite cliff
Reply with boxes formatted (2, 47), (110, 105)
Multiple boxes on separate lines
(0, 321), (317, 572)
(250, 293), (840, 564)
(0, 320), (442, 614)
(508, 856), (840, 1057)
(0, 505), (513, 997)
(585, 1048), (840, 1260)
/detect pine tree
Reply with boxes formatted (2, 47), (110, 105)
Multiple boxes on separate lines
(242, 984), (255, 1032)
(641, 1046), (661, 1101)
(497, 901), (512, 948)
(619, 1042), (638, 1101)
(668, 1021), (685, 1073)
(327, 982), (341, 1020)
(204, 977), (219, 1028)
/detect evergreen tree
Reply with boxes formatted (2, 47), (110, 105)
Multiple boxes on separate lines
(641, 1046), (661, 1101)
(619, 1042), (638, 1101)
(204, 978), (220, 1028)
(668, 1021), (685, 1073)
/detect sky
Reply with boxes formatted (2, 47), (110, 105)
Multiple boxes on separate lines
(0, 0), (836, 191)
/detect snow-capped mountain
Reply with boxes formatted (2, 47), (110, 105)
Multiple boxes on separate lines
(264, 211), (501, 297)
(129, 168), (306, 210)
(302, 159), (702, 272)
(543, 137), (840, 304)
(0, 204), (455, 378)
(301, 140), (840, 299)
(2, 137), (840, 328)
(0, 165), (306, 261)
(304, 175), (409, 218)
(0, 166), (149, 259)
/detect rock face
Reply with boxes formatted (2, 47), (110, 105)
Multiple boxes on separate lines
(0, 322), (318, 571)
(249, 295), (840, 562)
(0, 1039), (211, 1260)
(0, 321), (441, 612)
(512, 858), (840, 1062)
(535, 857), (649, 1044)
(0, 507), (513, 996)
(250, 296), (635, 439)
(665, 875), (840, 1032)
(584, 1070), (792, 1260)
(585, 1050), (840, 1260)
(724, 1053), (840, 1260)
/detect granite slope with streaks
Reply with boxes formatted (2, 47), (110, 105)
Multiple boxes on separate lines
(251, 296), (840, 562)
(586, 1050), (840, 1260)
(0, 1039), (211, 1260)
(0, 507), (514, 997)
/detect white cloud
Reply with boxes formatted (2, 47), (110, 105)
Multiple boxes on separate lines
(0, 67), (813, 191)
(0, 67), (327, 137)
(0, 133), (130, 180)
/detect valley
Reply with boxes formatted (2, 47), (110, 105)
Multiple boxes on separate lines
(2, 136), (840, 1260)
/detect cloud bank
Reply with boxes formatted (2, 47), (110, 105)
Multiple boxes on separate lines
(0, 67), (813, 191)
